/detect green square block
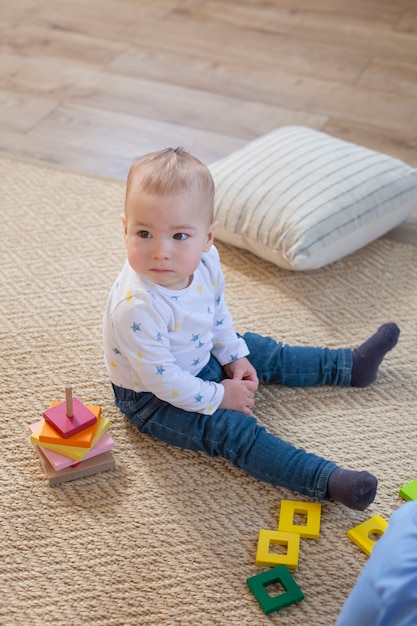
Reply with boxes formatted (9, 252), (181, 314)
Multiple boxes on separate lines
(399, 477), (417, 501)
(246, 565), (304, 615)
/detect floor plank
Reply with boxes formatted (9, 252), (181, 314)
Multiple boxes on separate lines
(0, 102), (249, 176)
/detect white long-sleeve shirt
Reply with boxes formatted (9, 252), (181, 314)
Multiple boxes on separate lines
(103, 245), (249, 414)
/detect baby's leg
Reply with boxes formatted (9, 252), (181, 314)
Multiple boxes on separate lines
(243, 323), (400, 388)
(125, 393), (376, 510)
(242, 332), (352, 386)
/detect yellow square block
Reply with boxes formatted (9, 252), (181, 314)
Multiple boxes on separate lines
(255, 529), (300, 569)
(347, 514), (388, 556)
(278, 500), (321, 539)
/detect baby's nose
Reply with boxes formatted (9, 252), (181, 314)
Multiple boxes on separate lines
(152, 239), (170, 259)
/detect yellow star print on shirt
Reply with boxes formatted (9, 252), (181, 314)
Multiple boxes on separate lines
(125, 289), (134, 304)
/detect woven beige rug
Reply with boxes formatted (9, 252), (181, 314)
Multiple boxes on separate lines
(1, 156), (416, 626)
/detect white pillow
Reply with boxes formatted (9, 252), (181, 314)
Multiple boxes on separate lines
(209, 126), (417, 270)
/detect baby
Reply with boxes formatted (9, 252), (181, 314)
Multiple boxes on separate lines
(103, 147), (400, 510)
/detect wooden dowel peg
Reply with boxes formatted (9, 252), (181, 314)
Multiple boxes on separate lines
(65, 385), (74, 418)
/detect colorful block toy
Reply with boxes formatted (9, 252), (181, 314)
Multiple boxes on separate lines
(399, 477), (417, 501)
(278, 500), (321, 539)
(347, 514), (388, 556)
(29, 386), (116, 485)
(255, 529), (301, 569)
(43, 386), (97, 438)
(247, 565), (304, 615)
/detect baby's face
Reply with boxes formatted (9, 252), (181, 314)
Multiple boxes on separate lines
(123, 186), (216, 290)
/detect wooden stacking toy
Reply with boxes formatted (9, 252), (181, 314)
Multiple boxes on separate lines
(29, 385), (116, 485)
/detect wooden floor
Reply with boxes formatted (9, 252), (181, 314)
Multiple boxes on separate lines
(1, 0), (417, 237)
(0, 0), (417, 177)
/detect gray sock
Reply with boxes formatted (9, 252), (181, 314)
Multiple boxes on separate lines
(327, 468), (377, 510)
(351, 323), (400, 387)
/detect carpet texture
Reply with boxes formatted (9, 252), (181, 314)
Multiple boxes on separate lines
(1, 156), (416, 626)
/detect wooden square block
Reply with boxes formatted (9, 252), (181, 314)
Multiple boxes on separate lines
(30, 415), (111, 461)
(278, 500), (321, 539)
(247, 565), (304, 615)
(255, 529), (300, 569)
(35, 447), (116, 485)
(347, 514), (388, 556)
(39, 404), (101, 447)
(43, 397), (97, 438)
(399, 477), (417, 501)
(29, 420), (115, 470)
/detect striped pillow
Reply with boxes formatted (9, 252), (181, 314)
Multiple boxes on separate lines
(209, 126), (417, 270)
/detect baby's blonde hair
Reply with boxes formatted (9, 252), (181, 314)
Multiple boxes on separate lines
(125, 148), (215, 217)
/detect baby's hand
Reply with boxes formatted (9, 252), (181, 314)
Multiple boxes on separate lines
(223, 357), (259, 387)
(219, 378), (257, 415)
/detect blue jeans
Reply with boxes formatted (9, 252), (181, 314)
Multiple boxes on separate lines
(112, 332), (352, 500)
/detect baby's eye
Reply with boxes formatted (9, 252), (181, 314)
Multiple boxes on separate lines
(138, 230), (152, 238)
(173, 233), (189, 240)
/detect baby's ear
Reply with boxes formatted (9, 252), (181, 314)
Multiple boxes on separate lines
(203, 220), (218, 251)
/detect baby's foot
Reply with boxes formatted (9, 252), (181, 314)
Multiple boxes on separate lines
(327, 468), (377, 511)
(350, 323), (400, 387)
